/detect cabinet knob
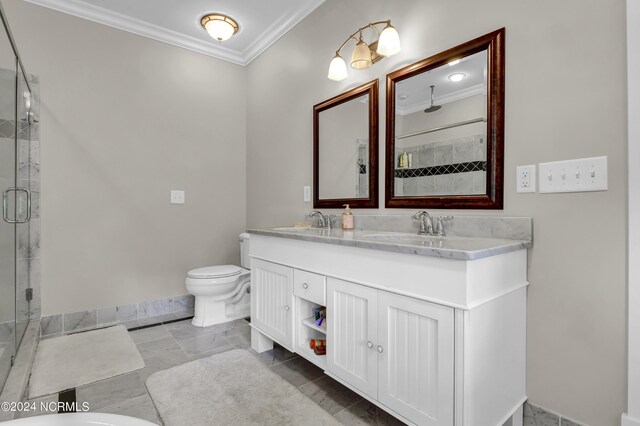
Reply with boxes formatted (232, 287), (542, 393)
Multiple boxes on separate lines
(377, 345), (384, 353)
(367, 341), (373, 349)
(302, 283), (309, 289)
(283, 306), (290, 311)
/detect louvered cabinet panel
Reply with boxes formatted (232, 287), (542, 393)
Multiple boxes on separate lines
(250, 259), (294, 349)
(378, 291), (454, 426)
(326, 278), (378, 399)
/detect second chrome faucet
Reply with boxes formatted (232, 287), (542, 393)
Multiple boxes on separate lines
(413, 211), (454, 236)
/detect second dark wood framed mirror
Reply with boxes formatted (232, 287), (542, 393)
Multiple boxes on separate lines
(313, 79), (379, 208)
(385, 28), (505, 209)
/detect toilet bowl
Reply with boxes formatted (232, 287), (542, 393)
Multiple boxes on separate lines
(185, 233), (251, 327)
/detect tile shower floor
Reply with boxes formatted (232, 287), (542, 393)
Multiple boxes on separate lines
(19, 318), (407, 425)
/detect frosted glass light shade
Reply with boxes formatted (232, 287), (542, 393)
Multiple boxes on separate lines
(205, 20), (235, 41)
(328, 54), (348, 81)
(201, 14), (239, 42)
(351, 40), (372, 69)
(376, 24), (401, 57)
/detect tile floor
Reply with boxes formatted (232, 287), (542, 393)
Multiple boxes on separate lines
(20, 317), (407, 425)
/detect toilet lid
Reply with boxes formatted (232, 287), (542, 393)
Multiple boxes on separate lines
(187, 265), (242, 279)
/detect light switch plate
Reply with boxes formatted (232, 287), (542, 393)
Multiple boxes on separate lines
(516, 165), (536, 193)
(170, 190), (185, 204)
(538, 156), (608, 193)
(303, 186), (311, 202)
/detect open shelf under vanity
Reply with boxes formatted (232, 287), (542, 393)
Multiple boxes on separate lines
(295, 296), (327, 370)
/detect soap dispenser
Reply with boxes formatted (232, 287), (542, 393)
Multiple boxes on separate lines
(342, 204), (354, 230)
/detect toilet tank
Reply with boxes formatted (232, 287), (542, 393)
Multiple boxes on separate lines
(239, 233), (251, 269)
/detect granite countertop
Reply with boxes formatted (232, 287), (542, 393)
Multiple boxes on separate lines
(247, 226), (533, 261)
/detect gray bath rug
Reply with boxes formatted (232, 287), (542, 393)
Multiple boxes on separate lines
(29, 325), (144, 398)
(146, 349), (340, 426)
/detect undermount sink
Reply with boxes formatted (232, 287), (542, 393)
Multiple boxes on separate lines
(271, 227), (332, 236)
(360, 233), (446, 241)
(359, 232), (450, 247)
(272, 227), (317, 232)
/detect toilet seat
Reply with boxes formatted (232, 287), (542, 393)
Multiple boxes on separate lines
(187, 265), (241, 279)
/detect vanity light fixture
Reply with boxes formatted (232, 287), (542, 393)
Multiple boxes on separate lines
(448, 72), (467, 82)
(327, 20), (401, 81)
(200, 13), (239, 42)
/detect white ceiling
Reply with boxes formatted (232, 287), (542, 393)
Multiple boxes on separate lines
(396, 50), (487, 115)
(23, 0), (325, 65)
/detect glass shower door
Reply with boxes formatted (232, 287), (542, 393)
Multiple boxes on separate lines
(0, 0), (35, 392)
(15, 66), (31, 347)
(0, 54), (16, 388)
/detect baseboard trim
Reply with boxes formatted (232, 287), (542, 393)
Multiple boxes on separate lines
(623, 413), (640, 426)
(525, 402), (590, 426)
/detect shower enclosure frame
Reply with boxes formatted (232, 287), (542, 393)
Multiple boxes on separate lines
(0, 0), (36, 392)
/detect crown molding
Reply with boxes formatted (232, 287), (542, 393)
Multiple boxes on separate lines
(397, 84), (486, 116)
(242, 1), (325, 64)
(23, 0), (324, 66)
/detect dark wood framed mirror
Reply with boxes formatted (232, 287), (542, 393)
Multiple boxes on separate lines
(385, 28), (505, 209)
(313, 79), (379, 208)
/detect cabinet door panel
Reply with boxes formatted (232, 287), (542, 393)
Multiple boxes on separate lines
(378, 291), (454, 426)
(327, 278), (378, 399)
(250, 259), (294, 349)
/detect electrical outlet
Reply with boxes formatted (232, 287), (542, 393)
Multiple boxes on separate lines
(303, 186), (311, 202)
(170, 190), (185, 204)
(516, 165), (536, 193)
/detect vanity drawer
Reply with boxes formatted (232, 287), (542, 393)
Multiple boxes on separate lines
(294, 269), (326, 305)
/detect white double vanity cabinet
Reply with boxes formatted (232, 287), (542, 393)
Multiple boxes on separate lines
(248, 219), (531, 426)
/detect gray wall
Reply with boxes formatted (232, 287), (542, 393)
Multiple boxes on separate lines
(3, 0), (247, 316)
(246, 1), (627, 425)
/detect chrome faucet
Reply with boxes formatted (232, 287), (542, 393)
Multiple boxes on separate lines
(435, 216), (454, 236)
(308, 211), (329, 229)
(412, 211), (434, 235)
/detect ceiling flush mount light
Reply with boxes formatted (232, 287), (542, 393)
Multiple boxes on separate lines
(200, 14), (239, 42)
(448, 72), (467, 82)
(327, 20), (401, 81)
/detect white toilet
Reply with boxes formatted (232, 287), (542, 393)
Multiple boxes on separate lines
(185, 233), (251, 327)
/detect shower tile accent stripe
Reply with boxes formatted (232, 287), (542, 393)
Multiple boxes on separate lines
(0, 119), (33, 139)
(395, 161), (487, 179)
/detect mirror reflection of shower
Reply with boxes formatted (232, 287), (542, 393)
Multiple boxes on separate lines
(424, 85), (442, 113)
(356, 140), (368, 198)
(394, 49), (488, 198)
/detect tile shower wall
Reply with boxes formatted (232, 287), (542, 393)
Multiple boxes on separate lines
(40, 294), (195, 337)
(395, 134), (486, 196)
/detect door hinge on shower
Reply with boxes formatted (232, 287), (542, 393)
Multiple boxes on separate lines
(25, 288), (33, 302)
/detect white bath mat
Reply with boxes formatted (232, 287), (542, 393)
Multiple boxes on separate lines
(146, 349), (340, 426)
(29, 325), (144, 398)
